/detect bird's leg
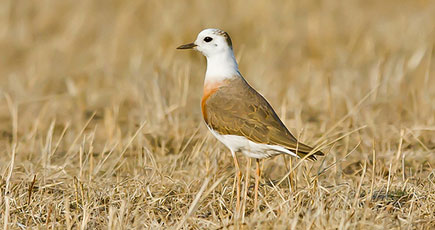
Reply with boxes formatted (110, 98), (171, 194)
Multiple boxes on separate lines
(232, 154), (241, 220)
(254, 159), (261, 211)
(289, 157), (295, 192)
(242, 158), (251, 221)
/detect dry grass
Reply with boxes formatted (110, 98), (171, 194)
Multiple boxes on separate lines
(0, 0), (434, 229)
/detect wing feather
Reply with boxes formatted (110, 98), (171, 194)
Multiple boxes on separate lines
(204, 77), (324, 159)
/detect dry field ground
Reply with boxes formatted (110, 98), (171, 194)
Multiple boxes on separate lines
(0, 0), (434, 229)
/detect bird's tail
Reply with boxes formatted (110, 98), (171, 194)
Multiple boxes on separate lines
(295, 148), (324, 161)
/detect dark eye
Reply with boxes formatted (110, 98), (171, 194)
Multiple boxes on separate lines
(204, 37), (213, 42)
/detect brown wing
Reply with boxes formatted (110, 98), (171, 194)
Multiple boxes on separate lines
(204, 77), (324, 160)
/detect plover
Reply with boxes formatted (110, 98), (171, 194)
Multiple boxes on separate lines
(177, 28), (324, 215)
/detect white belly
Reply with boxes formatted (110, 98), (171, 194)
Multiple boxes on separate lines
(207, 127), (298, 159)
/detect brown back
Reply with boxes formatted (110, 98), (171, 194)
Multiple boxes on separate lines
(202, 76), (324, 159)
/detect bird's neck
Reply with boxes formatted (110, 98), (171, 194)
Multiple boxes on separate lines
(205, 50), (240, 84)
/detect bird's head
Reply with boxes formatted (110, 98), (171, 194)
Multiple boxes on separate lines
(177, 28), (233, 58)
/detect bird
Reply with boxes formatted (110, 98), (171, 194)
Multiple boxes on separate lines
(177, 28), (324, 217)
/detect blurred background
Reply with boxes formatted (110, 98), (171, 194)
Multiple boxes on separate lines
(0, 0), (434, 228)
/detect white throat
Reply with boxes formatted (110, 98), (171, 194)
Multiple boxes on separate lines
(205, 49), (240, 83)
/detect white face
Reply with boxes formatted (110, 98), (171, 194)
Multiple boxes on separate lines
(191, 29), (232, 57)
(177, 28), (239, 78)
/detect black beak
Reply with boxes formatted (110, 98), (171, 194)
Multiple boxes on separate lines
(176, 43), (197, 50)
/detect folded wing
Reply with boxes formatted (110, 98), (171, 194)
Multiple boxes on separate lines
(204, 78), (324, 160)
